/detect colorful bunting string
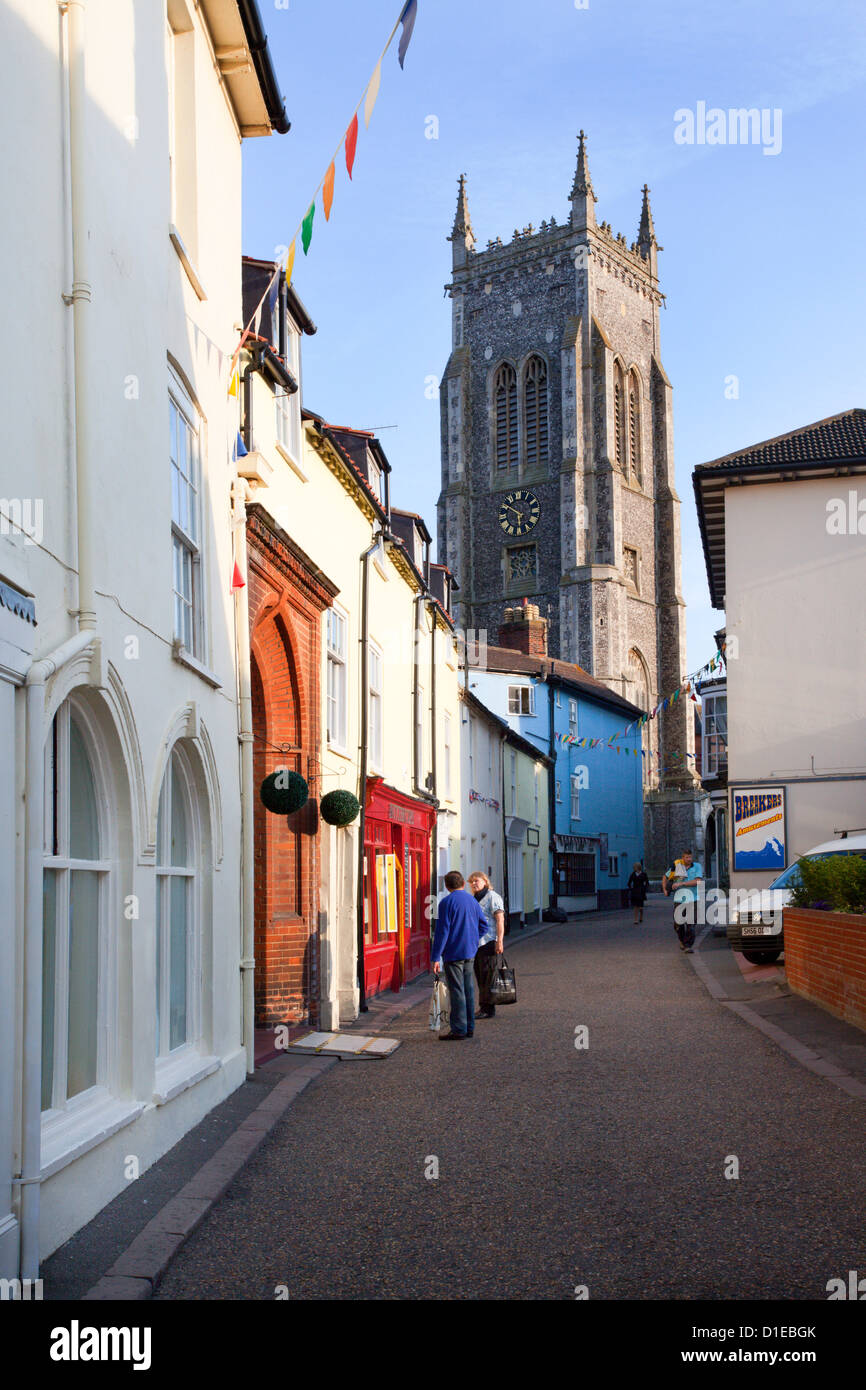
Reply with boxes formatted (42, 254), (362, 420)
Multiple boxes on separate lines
(228, 1), (420, 392)
(555, 646), (727, 753)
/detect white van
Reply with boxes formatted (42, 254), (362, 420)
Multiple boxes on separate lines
(727, 833), (866, 964)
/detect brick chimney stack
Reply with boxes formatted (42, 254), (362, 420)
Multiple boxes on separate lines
(497, 602), (548, 657)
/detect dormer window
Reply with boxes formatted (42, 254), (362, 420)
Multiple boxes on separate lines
(368, 456), (383, 506)
(275, 321), (302, 467)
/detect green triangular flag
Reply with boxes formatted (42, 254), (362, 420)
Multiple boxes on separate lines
(302, 201), (315, 255)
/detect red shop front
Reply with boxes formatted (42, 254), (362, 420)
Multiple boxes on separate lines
(362, 778), (435, 999)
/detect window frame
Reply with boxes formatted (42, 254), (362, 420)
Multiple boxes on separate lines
(702, 691), (728, 778)
(570, 772), (581, 822)
(155, 745), (201, 1060)
(523, 354), (549, 470)
(368, 641), (384, 774)
(326, 605), (349, 752)
(169, 369), (206, 662)
(507, 684), (535, 716)
(41, 700), (113, 1117)
(493, 361), (519, 470)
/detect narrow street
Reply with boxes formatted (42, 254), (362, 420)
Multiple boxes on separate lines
(154, 904), (866, 1301)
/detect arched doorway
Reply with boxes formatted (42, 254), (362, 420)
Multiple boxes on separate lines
(251, 614), (310, 1028)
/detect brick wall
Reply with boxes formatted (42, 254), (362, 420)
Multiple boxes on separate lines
(247, 504), (337, 1029)
(784, 908), (866, 1033)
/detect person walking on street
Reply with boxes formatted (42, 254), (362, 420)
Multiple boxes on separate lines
(467, 871), (505, 1019)
(431, 871), (488, 1040)
(627, 861), (650, 924)
(661, 849), (704, 952)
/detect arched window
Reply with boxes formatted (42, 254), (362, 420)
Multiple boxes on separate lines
(42, 702), (111, 1110)
(613, 362), (626, 470)
(628, 371), (642, 486)
(155, 746), (199, 1055)
(523, 355), (549, 468)
(494, 362), (518, 470)
(627, 648), (651, 788)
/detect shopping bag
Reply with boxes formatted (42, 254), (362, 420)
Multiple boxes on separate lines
(488, 955), (517, 1006)
(429, 977), (450, 1031)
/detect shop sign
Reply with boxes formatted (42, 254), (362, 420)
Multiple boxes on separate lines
(554, 834), (599, 855)
(731, 786), (786, 871)
(469, 789), (500, 811)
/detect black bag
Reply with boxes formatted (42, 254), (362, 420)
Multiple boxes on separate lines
(488, 954), (517, 1006)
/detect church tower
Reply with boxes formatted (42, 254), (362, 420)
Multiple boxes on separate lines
(437, 134), (700, 863)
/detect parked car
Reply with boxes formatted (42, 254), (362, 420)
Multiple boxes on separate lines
(727, 834), (866, 964)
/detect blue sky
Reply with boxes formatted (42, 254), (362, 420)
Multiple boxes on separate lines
(242, 0), (866, 673)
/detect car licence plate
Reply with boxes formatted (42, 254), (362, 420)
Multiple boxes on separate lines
(741, 924), (775, 936)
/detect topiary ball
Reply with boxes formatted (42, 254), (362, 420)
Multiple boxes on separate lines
(259, 769), (309, 815)
(320, 789), (361, 827)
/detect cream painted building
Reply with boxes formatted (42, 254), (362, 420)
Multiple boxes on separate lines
(237, 261), (462, 1026)
(0, 0), (288, 1276)
(458, 689), (505, 894)
(694, 410), (866, 893)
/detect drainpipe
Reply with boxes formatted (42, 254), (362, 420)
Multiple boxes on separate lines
(17, 0), (97, 1280)
(427, 600), (439, 948)
(232, 478), (256, 1073)
(412, 593), (426, 796)
(65, 0), (95, 633)
(501, 732), (510, 929)
(355, 534), (381, 1014)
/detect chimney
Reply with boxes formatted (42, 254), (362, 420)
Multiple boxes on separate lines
(497, 601), (548, 657)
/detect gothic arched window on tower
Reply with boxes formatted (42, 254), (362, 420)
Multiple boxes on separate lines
(523, 355), (549, 469)
(627, 648), (651, 789)
(628, 372), (642, 487)
(613, 363), (626, 471)
(494, 362), (518, 470)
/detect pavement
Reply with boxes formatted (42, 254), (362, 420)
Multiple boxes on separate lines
(41, 896), (866, 1301)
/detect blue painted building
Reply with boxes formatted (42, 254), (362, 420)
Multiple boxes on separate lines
(469, 612), (645, 912)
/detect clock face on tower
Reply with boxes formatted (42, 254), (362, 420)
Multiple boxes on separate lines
(498, 489), (540, 537)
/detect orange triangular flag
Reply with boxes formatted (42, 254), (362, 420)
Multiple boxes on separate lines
(323, 161), (335, 221)
(231, 561), (245, 592)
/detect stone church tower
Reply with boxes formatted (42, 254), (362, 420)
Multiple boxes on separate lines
(437, 133), (701, 868)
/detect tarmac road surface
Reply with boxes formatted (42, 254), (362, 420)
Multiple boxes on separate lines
(155, 902), (866, 1300)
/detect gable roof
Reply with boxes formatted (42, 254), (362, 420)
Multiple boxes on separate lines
(479, 645), (643, 718)
(693, 408), (866, 608)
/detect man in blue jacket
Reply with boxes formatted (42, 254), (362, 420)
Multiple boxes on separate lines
(431, 870), (488, 1040)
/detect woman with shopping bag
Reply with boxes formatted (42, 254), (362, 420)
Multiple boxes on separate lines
(467, 871), (505, 1020)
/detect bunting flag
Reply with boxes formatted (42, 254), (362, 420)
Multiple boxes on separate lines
(323, 161), (336, 220)
(231, 561), (246, 592)
(230, 3), (421, 365)
(301, 201), (315, 255)
(552, 646), (727, 750)
(397, 0), (418, 68)
(345, 113), (359, 178)
(364, 60), (381, 127)
(234, 431), (248, 460)
(227, 368), (239, 398)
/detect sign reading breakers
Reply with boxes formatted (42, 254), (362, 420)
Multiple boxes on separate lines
(731, 786), (787, 872)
